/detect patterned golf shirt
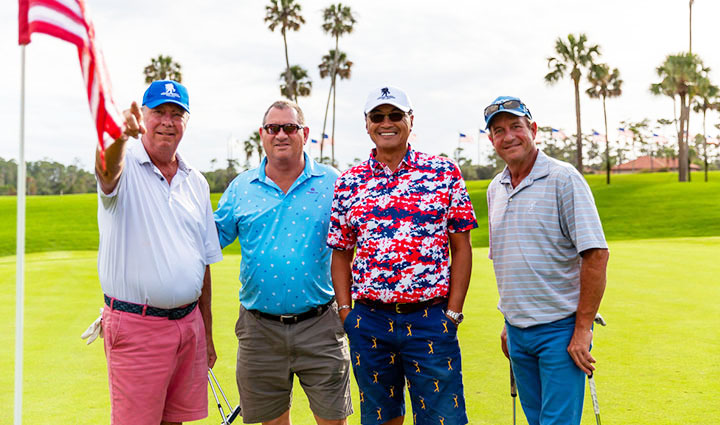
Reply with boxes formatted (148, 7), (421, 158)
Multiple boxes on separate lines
(327, 146), (478, 303)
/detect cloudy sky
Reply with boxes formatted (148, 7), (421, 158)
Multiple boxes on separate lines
(2, 0), (719, 171)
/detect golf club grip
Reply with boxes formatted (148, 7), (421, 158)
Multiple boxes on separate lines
(509, 362), (517, 397)
(228, 406), (241, 423)
(588, 376), (600, 415)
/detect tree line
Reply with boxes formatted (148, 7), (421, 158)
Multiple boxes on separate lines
(0, 157), (96, 196)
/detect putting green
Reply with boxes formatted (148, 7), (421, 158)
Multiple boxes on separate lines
(1, 237), (718, 424)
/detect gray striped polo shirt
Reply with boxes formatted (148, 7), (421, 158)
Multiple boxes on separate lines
(487, 151), (607, 328)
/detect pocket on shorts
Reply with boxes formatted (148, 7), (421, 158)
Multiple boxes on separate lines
(235, 304), (248, 338)
(341, 307), (357, 333)
(105, 310), (124, 349)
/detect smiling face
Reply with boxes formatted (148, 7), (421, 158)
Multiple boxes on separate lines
(141, 103), (189, 162)
(488, 112), (538, 168)
(260, 106), (308, 166)
(365, 104), (413, 154)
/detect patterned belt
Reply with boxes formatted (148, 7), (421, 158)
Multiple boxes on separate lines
(104, 294), (197, 320)
(249, 298), (335, 325)
(356, 297), (446, 314)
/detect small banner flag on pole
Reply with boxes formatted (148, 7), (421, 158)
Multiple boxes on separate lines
(592, 130), (605, 144)
(459, 132), (473, 142)
(551, 128), (567, 140)
(18, 0), (123, 168)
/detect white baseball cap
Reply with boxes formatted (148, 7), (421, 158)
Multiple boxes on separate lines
(363, 85), (413, 114)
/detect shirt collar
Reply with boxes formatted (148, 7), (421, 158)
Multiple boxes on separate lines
(130, 140), (190, 173)
(367, 144), (418, 175)
(499, 150), (550, 186)
(253, 152), (325, 183)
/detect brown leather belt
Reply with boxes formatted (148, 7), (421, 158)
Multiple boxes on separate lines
(356, 297), (446, 314)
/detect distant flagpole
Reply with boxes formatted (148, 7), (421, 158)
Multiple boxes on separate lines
(15, 44), (27, 425)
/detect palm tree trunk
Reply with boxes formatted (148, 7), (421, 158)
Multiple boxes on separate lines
(703, 109), (708, 182)
(281, 29), (296, 104)
(320, 79), (333, 162)
(687, 98), (692, 182)
(573, 78), (584, 172)
(331, 73), (337, 167)
(331, 37), (340, 167)
(602, 96), (610, 184)
(678, 95), (688, 182)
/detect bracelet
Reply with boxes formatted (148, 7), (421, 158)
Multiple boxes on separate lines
(338, 304), (352, 310)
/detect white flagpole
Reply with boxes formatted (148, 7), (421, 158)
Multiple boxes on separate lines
(15, 44), (27, 425)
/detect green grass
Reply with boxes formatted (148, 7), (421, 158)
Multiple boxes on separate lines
(2, 238), (719, 424)
(1, 171), (719, 256)
(466, 170), (720, 247)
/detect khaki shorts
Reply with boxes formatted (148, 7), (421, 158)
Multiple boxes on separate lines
(235, 303), (353, 423)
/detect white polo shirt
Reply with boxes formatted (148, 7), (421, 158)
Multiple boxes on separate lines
(97, 140), (223, 309)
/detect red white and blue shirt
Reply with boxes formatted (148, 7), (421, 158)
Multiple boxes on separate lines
(327, 146), (478, 303)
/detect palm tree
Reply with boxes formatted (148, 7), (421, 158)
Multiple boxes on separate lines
(279, 65), (312, 101)
(650, 53), (707, 182)
(265, 0), (305, 103)
(143, 55), (182, 83)
(586, 63), (623, 184)
(318, 49), (353, 163)
(244, 130), (263, 166)
(321, 3), (356, 165)
(691, 77), (718, 182)
(545, 33), (600, 172)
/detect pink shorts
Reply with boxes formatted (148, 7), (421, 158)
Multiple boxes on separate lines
(103, 304), (208, 425)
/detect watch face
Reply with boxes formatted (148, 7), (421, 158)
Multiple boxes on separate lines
(456, 313), (464, 324)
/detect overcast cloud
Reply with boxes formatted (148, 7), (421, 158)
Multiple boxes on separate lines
(2, 0), (719, 171)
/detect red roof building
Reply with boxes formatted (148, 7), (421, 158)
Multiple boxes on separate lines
(611, 156), (701, 173)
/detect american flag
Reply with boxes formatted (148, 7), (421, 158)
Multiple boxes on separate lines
(18, 0), (123, 166)
(551, 128), (567, 140)
(458, 132), (473, 142)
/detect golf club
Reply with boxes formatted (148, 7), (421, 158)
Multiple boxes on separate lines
(208, 368), (241, 425)
(588, 313), (607, 425)
(510, 360), (517, 425)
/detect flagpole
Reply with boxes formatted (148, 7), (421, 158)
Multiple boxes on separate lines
(477, 129), (481, 166)
(15, 45), (27, 425)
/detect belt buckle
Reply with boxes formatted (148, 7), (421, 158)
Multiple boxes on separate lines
(395, 303), (407, 314)
(280, 314), (298, 324)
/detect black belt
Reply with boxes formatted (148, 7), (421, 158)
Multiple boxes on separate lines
(104, 294), (197, 320)
(249, 299), (334, 325)
(356, 297), (446, 314)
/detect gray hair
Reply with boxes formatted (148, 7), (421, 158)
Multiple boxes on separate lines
(262, 100), (305, 126)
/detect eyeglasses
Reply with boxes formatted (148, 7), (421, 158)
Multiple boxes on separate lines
(263, 123), (304, 135)
(367, 111), (408, 123)
(483, 100), (531, 120)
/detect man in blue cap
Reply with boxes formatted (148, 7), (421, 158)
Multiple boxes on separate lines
(95, 80), (222, 425)
(484, 96), (609, 425)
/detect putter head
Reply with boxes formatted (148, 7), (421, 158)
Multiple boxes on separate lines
(594, 314), (607, 326)
(227, 406), (242, 423)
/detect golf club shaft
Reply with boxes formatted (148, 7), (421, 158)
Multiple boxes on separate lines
(510, 360), (517, 425)
(588, 373), (601, 425)
(208, 374), (229, 425)
(209, 368), (235, 412)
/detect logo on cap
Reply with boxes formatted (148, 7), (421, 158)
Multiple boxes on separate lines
(378, 87), (395, 100)
(161, 83), (181, 98)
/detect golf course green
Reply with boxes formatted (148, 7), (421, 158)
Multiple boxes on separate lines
(1, 171), (719, 424)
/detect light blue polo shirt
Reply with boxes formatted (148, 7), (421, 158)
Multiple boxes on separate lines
(487, 151), (607, 328)
(214, 153), (339, 315)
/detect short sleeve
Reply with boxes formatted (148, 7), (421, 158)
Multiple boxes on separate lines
(213, 179), (240, 249)
(326, 176), (357, 250)
(558, 170), (608, 253)
(447, 162), (479, 233)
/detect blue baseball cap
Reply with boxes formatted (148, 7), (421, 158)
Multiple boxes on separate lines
(142, 80), (190, 113)
(484, 96), (532, 129)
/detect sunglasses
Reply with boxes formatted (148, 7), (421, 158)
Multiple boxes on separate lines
(367, 111), (407, 123)
(483, 100), (531, 120)
(263, 123), (304, 135)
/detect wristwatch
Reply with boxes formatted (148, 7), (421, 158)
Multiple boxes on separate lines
(445, 309), (464, 324)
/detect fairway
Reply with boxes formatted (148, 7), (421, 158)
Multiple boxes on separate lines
(2, 237), (719, 424)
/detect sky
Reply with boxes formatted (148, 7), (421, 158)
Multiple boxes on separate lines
(2, 0), (720, 172)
